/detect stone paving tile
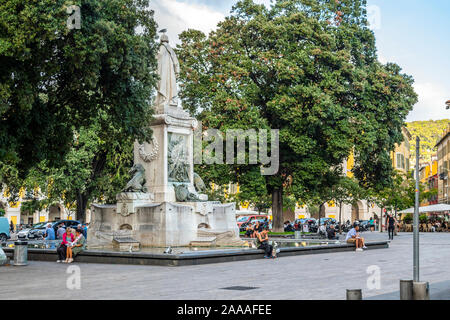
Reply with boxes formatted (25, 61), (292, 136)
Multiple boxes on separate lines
(1, 232), (450, 300)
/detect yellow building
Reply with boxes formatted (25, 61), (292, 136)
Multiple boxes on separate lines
(436, 127), (450, 204)
(419, 158), (438, 205)
(391, 127), (412, 173)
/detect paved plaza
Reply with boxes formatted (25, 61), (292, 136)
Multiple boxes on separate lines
(2, 232), (450, 300)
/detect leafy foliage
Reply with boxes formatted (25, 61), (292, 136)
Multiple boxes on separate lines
(406, 120), (450, 162)
(177, 0), (417, 231)
(0, 0), (158, 197)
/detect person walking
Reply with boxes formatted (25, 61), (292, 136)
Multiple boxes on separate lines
(369, 217), (375, 232)
(386, 213), (396, 240)
(9, 220), (14, 233)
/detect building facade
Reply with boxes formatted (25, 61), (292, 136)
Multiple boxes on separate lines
(436, 128), (450, 204)
(1, 187), (79, 227)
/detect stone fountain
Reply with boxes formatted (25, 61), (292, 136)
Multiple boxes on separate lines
(87, 32), (242, 250)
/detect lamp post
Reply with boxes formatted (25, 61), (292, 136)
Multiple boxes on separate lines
(413, 136), (420, 282)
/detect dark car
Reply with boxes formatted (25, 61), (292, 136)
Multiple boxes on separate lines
(28, 220), (81, 239)
(358, 220), (370, 231)
(240, 218), (269, 232)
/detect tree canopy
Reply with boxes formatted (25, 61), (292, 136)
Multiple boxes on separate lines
(177, 0), (417, 231)
(0, 0), (158, 196)
(0, 0), (159, 220)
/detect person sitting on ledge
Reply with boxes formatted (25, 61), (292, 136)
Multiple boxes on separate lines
(255, 227), (276, 259)
(327, 224), (339, 240)
(245, 223), (254, 238)
(345, 224), (367, 251)
(66, 228), (86, 263)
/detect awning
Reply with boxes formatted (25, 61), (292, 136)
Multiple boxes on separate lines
(399, 204), (450, 214)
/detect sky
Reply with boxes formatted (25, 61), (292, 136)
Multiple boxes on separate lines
(149, 0), (450, 122)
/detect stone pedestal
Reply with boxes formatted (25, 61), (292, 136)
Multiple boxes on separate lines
(116, 192), (154, 217)
(88, 201), (242, 248)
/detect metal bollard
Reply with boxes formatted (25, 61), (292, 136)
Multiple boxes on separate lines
(400, 280), (413, 300)
(413, 282), (429, 300)
(13, 241), (28, 266)
(346, 289), (362, 300)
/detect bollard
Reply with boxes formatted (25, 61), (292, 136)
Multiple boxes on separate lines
(346, 289), (362, 300)
(400, 280), (413, 300)
(413, 282), (429, 300)
(294, 231), (301, 239)
(13, 241), (28, 266)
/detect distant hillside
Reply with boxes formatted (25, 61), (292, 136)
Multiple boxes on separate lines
(406, 119), (450, 162)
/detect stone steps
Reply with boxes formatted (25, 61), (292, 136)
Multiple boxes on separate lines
(189, 236), (217, 247)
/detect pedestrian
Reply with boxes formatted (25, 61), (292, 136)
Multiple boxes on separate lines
(56, 223), (65, 240)
(369, 217), (375, 232)
(9, 220), (14, 233)
(44, 223), (56, 249)
(66, 228), (86, 263)
(386, 213), (396, 240)
(82, 223), (88, 239)
(57, 227), (75, 263)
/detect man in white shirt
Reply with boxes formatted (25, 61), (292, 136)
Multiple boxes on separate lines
(345, 225), (367, 251)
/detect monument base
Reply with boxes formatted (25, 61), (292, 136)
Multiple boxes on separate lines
(88, 199), (243, 248)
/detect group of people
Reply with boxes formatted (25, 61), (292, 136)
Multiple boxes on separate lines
(43, 223), (87, 263)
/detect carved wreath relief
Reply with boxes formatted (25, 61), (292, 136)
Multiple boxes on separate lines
(138, 136), (159, 162)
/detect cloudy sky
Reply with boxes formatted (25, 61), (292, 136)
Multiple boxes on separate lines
(149, 0), (450, 122)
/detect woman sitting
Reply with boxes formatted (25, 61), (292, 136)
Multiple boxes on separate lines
(57, 227), (74, 263)
(255, 227), (276, 259)
(66, 228), (86, 263)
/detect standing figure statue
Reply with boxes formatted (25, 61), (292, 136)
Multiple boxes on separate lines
(155, 31), (180, 108)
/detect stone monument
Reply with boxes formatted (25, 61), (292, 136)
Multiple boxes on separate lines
(88, 32), (242, 248)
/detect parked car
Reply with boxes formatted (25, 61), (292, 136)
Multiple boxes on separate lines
(239, 217), (271, 232)
(236, 215), (269, 229)
(0, 217), (11, 242)
(28, 220), (81, 239)
(358, 220), (370, 231)
(17, 226), (34, 239)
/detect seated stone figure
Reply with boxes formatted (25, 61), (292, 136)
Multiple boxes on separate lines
(123, 164), (147, 193)
(174, 183), (200, 202)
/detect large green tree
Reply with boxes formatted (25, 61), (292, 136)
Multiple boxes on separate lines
(177, 0), (417, 231)
(25, 111), (135, 222)
(0, 0), (158, 202)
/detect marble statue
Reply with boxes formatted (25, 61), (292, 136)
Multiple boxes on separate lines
(123, 164), (147, 193)
(193, 172), (206, 193)
(155, 32), (180, 108)
(174, 184), (201, 202)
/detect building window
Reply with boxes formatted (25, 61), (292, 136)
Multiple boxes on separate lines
(396, 153), (405, 170)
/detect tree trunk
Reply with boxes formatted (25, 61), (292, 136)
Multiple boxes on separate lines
(339, 201), (343, 234)
(76, 192), (88, 223)
(271, 188), (283, 233)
